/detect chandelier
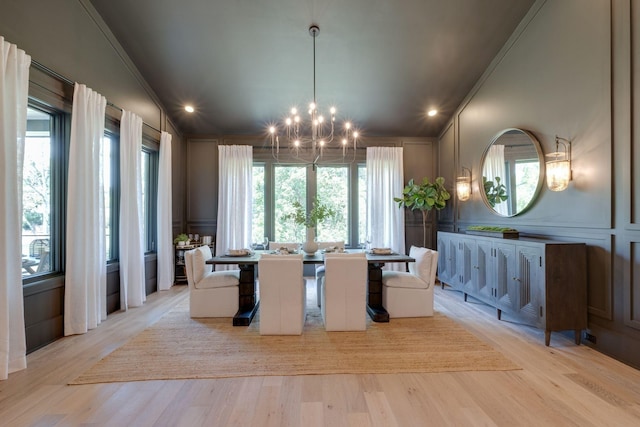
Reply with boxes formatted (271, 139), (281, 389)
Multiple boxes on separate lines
(268, 25), (360, 163)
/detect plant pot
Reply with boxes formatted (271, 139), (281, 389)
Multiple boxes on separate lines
(178, 241), (186, 247)
(302, 227), (318, 255)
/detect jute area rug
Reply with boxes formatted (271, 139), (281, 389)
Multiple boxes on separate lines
(70, 299), (520, 385)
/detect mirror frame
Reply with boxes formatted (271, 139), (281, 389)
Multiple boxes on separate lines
(479, 128), (545, 217)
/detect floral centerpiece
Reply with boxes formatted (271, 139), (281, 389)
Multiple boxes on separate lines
(281, 197), (337, 254)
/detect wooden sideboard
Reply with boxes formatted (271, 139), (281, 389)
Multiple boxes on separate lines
(437, 231), (587, 346)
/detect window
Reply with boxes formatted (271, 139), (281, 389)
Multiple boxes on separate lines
(316, 166), (348, 242)
(273, 165), (307, 242)
(141, 147), (159, 253)
(103, 134), (117, 261)
(358, 163), (367, 247)
(252, 164), (265, 243)
(253, 160), (366, 247)
(515, 160), (540, 212)
(22, 105), (65, 278)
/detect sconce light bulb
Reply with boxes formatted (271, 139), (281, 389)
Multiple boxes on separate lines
(546, 160), (571, 191)
(456, 177), (471, 201)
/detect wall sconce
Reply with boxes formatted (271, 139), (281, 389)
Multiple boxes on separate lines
(456, 167), (472, 201)
(546, 136), (572, 192)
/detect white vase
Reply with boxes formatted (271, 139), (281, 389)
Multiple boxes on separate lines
(302, 227), (318, 255)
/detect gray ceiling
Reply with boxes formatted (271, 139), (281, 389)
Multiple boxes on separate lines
(89, 0), (535, 138)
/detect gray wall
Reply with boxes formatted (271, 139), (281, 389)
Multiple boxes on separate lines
(439, 0), (640, 368)
(0, 0), (184, 351)
(183, 137), (438, 252)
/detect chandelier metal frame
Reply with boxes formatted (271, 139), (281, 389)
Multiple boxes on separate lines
(268, 25), (360, 164)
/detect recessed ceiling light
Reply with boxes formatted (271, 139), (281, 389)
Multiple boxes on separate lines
(427, 109), (438, 117)
(185, 105), (195, 113)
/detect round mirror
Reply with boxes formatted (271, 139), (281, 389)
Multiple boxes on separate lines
(480, 128), (544, 217)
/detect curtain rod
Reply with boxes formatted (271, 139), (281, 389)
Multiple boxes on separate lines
(32, 60), (162, 135)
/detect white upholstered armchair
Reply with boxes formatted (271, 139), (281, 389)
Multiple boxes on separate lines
(258, 253), (306, 335)
(184, 245), (240, 318)
(319, 252), (368, 331)
(382, 246), (438, 318)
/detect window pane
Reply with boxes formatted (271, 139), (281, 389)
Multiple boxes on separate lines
(274, 165), (306, 242)
(317, 166), (348, 243)
(140, 149), (157, 253)
(515, 160), (540, 212)
(358, 164), (367, 247)
(252, 165), (265, 244)
(103, 136), (112, 260)
(22, 107), (52, 276)
(141, 151), (149, 251)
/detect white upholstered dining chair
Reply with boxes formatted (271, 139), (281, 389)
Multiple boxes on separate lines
(319, 252), (368, 331)
(258, 253), (306, 335)
(184, 245), (240, 318)
(382, 246), (438, 318)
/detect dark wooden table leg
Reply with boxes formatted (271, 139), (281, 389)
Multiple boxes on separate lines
(233, 263), (259, 326)
(367, 263), (389, 322)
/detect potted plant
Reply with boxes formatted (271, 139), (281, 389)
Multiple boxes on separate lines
(282, 197), (337, 254)
(394, 176), (450, 247)
(174, 233), (190, 246)
(482, 176), (508, 207)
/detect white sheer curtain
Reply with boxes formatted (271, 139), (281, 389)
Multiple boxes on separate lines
(119, 110), (146, 308)
(0, 37), (29, 380)
(215, 145), (252, 271)
(366, 147), (405, 271)
(65, 84), (107, 335)
(157, 131), (173, 291)
(484, 144), (508, 215)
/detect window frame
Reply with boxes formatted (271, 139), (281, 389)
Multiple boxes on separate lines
(22, 101), (69, 284)
(141, 136), (159, 254)
(253, 158), (366, 248)
(102, 126), (120, 262)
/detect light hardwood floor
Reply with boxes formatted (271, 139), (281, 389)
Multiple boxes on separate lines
(2, 281), (640, 426)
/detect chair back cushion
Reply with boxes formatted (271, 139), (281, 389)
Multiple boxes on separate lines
(192, 245), (213, 284)
(317, 241), (345, 250)
(258, 253), (305, 335)
(258, 253), (304, 293)
(408, 246), (438, 284)
(268, 242), (300, 251)
(322, 252), (368, 330)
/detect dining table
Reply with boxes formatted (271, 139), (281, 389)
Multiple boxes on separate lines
(207, 249), (415, 326)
